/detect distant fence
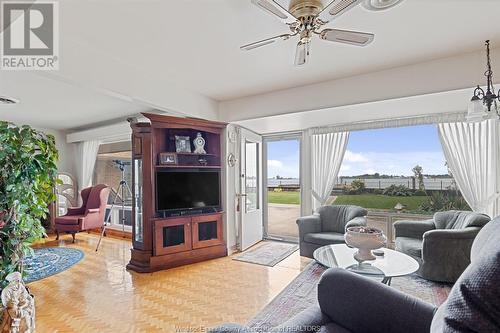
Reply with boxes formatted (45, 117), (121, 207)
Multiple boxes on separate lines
(268, 179), (299, 191)
(339, 177), (455, 191)
(267, 177), (456, 192)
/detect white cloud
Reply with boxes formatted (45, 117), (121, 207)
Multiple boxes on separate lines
(339, 151), (447, 177)
(344, 150), (369, 163)
(267, 159), (298, 178)
(340, 165), (351, 172)
(268, 160), (283, 168)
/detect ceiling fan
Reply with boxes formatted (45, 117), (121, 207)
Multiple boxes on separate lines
(241, 0), (404, 65)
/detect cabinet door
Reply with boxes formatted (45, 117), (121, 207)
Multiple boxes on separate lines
(192, 214), (223, 249)
(154, 218), (192, 255)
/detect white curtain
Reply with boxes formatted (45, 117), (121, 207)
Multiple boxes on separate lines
(74, 140), (100, 193)
(311, 131), (349, 211)
(438, 119), (500, 218)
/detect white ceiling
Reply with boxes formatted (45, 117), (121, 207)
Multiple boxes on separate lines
(60, 0), (500, 101)
(1, 0), (500, 130)
(0, 72), (149, 129)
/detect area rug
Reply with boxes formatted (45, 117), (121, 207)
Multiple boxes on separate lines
(248, 262), (452, 329)
(23, 247), (84, 283)
(233, 241), (299, 267)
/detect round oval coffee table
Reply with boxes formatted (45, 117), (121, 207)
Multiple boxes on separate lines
(313, 244), (419, 285)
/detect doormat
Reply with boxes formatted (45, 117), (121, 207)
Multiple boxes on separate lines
(233, 241), (298, 267)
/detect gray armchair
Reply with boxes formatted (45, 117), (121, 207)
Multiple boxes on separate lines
(394, 210), (490, 282)
(296, 205), (368, 258)
(210, 217), (500, 333)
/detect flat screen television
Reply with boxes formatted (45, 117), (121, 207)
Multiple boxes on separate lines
(156, 170), (221, 212)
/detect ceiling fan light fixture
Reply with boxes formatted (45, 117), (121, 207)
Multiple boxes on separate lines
(243, 0), (398, 66)
(294, 40), (310, 66)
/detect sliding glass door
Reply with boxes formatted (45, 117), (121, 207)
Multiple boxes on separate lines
(264, 134), (301, 242)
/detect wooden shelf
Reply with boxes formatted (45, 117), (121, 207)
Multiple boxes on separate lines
(174, 152), (217, 157)
(155, 165), (221, 169)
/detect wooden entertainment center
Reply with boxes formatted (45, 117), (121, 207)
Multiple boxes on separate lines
(126, 113), (227, 272)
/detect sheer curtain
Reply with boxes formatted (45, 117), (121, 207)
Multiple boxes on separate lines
(74, 140), (100, 194)
(438, 119), (500, 218)
(311, 131), (349, 211)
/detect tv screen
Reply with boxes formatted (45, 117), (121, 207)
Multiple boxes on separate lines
(156, 170), (220, 211)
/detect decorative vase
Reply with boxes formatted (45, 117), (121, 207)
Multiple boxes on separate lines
(344, 226), (387, 262)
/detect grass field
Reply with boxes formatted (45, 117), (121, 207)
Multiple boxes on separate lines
(334, 194), (427, 211)
(267, 191), (427, 211)
(267, 191), (300, 205)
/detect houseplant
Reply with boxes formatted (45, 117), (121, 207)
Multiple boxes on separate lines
(0, 122), (58, 331)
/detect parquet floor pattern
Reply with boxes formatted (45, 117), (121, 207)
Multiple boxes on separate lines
(30, 234), (310, 332)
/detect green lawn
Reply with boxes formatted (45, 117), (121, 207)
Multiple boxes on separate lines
(267, 191), (428, 211)
(334, 194), (428, 211)
(267, 191), (300, 205)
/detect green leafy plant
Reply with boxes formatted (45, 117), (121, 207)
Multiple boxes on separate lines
(419, 190), (471, 212)
(342, 179), (366, 195)
(413, 190), (428, 196)
(0, 122), (59, 288)
(382, 184), (413, 197)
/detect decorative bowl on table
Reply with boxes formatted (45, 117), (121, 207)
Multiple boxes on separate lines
(344, 226), (387, 262)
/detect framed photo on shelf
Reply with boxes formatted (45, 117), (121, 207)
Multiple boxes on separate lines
(175, 135), (191, 153)
(159, 152), (178, 165)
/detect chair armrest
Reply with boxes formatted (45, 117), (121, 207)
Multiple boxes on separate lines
(394, 219), (435, 239)
(66, 207), (85, 215)
(345, 216), (367, 231)
(317, 268), (436, 333)
(424, 227), (481, 241)
(420, 228), (481, 281)
(86, 208), (100, 214)
(296, 215), (321, 241)
(422, 227), (480, 261)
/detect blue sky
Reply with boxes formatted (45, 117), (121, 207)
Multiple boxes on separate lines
(267, 125), (449, 178)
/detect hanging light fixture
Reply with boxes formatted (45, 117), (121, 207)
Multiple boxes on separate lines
(467, 40), (500, 122)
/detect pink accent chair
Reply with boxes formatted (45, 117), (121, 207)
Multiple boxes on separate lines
(54, 184), (110, 243)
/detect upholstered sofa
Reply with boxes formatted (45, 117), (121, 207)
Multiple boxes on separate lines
(394, 210), (490, 282)
(54, 184), (110, 242)
(296, 205), (367, 258)
(209, 216), (500, 333)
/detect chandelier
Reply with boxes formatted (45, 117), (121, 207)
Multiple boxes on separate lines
(467, 40), (500, 122)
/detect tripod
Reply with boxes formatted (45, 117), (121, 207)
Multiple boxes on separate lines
(96, 160), (133, 252)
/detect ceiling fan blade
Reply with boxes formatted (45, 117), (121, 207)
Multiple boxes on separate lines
(316, 0), (363, 24)
(319, 28), (374, 46)
(294, 40), (310, 66)
(241, 34), (292, 51)
(251, 0), (297, 24)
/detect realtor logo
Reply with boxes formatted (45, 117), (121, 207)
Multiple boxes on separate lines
(1, 1), (59, 70)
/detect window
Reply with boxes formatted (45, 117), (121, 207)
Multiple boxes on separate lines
(93, 141), (133, 228)
(335, 125), (469, 214)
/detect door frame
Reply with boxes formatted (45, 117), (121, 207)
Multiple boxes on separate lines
(263, 132), (303, 243)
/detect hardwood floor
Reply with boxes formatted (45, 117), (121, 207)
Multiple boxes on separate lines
(31, 234), (310, 332)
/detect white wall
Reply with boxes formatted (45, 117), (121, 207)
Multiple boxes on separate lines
(35, 128), (76, 176)
(234, 88), (473, 134)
